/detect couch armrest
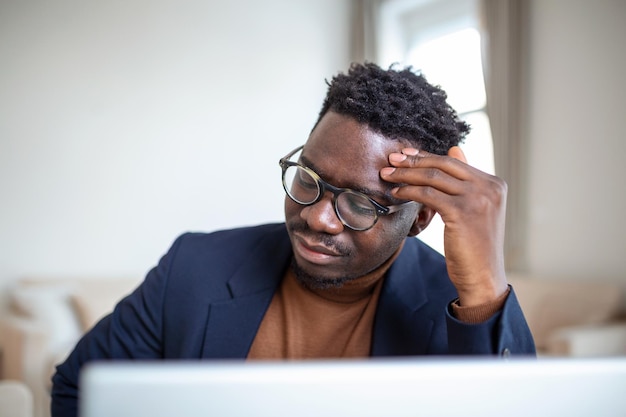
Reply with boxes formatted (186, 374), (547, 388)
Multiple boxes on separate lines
(0, 316), (49, 383)
(0, 315), (69, 417)
(544, 323), (626, 357)
(0, 380), (34, 417)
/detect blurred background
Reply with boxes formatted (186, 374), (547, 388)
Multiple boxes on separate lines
(2, 1), (626, 416)
(1, 0), (625, 323)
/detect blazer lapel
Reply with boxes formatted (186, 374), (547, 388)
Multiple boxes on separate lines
(371, 239), (435, 356)
(201, 228), (293, 359)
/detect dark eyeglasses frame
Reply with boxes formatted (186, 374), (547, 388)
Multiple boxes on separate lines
(279, 145), (418, 231)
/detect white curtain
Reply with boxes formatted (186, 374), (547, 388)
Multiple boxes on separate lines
(479, 0), (530, 271)
(350, 0), (381, 63)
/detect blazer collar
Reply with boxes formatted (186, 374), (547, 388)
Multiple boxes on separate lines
(383, 238), (429, 312)
(371, 238), (434, 356)
(225, 226), (293, 297)
(201, 226), (292, 359)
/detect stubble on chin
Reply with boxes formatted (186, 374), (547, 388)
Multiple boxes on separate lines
(290, 258), (352, 290)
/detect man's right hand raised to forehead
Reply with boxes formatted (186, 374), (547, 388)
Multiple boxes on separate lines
(380, 146), (509, 308)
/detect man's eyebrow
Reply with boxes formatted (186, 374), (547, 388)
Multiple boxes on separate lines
(300, 155), (395, 203)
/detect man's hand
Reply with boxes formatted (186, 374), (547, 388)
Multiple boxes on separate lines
(380, 146), (508, 307)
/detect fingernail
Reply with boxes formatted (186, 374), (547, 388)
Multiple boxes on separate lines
(380, 167), (396, 176)
(389, 153), (406, 163)
(402, 148), (419, 156)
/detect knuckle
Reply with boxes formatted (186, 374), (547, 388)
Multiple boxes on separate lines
(475, 177), (507, 210)
(461, 176), (508, 215)
(421, 185), (435, 199)
(489, 176), (508, 203)
(425, 168), (439, 180)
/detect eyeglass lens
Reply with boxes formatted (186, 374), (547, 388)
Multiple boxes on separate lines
(283, 165), (377, 230)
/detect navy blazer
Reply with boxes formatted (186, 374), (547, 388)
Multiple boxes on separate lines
(51, 223), (535, 417)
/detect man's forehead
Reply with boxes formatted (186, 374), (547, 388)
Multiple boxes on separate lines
(306, 112), (412, 153)
(299, 145), (398, 203)
(302, 111), (413, 194)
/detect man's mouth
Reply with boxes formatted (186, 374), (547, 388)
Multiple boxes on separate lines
(292, 233), (345, 265)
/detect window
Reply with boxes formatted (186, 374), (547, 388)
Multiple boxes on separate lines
(378, 0), (492, 255)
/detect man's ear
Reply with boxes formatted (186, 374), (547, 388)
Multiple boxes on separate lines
(407, 205), (436, 237)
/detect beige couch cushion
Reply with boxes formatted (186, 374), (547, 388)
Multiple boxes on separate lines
(508, 275), (623, 350)
(546, 323), (626, 356)
(10, 284), (82, 355)
(70, 279), (139, 331)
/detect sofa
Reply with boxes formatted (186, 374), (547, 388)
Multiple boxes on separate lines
(0, 277), (140, 417)
(0, 380), (34, 417)
(1, 274), (625, 417)
(507, 274), (626, 356)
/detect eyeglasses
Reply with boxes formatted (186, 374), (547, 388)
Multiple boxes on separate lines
(279, 145), (418, 231)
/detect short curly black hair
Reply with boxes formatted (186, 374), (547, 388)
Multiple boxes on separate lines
(315, 62), (470, 155)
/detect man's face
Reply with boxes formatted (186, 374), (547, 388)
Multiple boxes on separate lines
(284, 111), (419, 289)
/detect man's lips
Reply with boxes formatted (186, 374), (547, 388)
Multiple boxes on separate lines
(293, 234), (344, 264)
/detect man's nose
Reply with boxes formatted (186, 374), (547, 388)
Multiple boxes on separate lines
(299, 193), (344, 235)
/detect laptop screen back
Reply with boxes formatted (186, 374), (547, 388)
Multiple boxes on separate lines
(79, 357), (626, 417)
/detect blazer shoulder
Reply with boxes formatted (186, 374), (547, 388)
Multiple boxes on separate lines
(174, 223), (289, 255)
(162, 223), (290, 288)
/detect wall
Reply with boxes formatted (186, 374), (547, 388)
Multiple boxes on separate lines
(524, 0), (626, 301)
(2, 0), (625, 314)
(0, 0), (352, 310)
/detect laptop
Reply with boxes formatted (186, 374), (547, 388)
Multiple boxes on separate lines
(79, 357), (626, 417)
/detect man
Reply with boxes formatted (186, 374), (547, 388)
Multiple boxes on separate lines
(51, 63), (535, 416)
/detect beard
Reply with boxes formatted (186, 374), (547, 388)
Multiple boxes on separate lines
(290, 257), (356, 290)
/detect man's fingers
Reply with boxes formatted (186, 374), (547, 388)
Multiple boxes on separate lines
(384, 146), (481, 184)
(390, 146), (468, 166)
(390, 183), (456, 215)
